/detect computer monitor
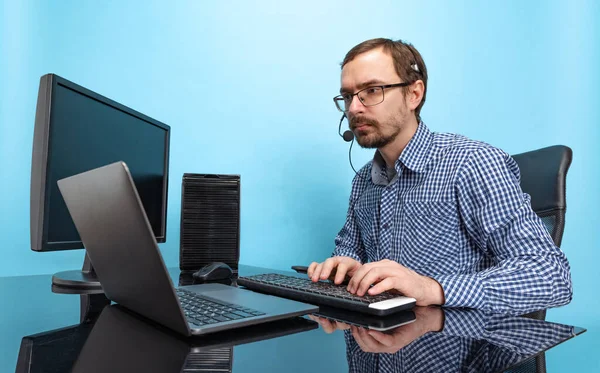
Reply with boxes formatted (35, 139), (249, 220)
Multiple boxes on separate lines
(30, 73), (170, 290)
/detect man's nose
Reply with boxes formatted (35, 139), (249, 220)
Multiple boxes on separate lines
(347, 95), (365, 116)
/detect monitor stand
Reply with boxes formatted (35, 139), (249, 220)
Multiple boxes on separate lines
(51, 253), (103, 291)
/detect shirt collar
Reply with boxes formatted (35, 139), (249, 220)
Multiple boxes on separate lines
(398, 121), (433, 173)
(371, 122), (433, 184)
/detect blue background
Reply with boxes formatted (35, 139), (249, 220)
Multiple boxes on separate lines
(1, 1), (598, 370)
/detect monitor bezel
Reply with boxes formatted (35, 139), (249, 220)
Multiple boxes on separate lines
(30, 73), (170, 252)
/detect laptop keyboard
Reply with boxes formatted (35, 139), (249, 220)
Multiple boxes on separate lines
(176, 288), (265, 327)
(237, 273), (415, 316)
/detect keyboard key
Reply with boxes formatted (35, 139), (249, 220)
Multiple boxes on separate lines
(212, 315), (230, 322)
(233, 311), (255, 318)
(224, 313), (244, 320)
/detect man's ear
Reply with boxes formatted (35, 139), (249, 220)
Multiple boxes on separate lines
(408, 80), (425, 111)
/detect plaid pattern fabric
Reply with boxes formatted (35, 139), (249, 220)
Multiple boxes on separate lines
(344, 308), (576, 373)
(332, 122), (572, 315)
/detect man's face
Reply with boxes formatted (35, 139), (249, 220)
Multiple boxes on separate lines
(340, 48), (410, 149)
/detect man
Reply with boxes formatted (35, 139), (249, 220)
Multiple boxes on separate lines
(308, 38), (572, 315)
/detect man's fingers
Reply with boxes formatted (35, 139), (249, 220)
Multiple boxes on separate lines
(335, 321), (351, 330)
(310, 263), (321, 282)
(334, 258), (361, 284)
(367, 330), (395, 346)
(351, 326), (369, 352)
(355, 326), (381, 351)
(310, 257), (360, 283)
(350, 265), (387, 296)
(355, 267), (387, 296)
(347, 263), (370, 293)
(321, 319), (337, 334)
(307, 314), (321, 322)
(334, 262), (349, 284)
(351, 328), (363, 343)
(348, 261), (401, 295)
(307, 262), (319, 278)
(320, 258), (339, 280)
(319, 318), (350, 333)
(368, 277), (397, 296)
(308, 315), (342, 334)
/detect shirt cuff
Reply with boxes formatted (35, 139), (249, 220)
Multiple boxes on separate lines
(433, 273), (486, 309)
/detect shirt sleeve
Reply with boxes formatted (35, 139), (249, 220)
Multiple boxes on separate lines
(433, 146), (572, 315)
(332, 171), (369, 263)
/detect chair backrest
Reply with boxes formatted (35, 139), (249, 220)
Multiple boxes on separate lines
(508, 145), (572, 373)
(511, 145), (573, 247)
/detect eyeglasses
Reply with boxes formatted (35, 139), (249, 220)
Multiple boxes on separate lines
(333, 82), (413, 112)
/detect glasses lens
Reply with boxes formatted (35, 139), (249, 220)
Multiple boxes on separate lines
(358, 87), (384, 106)
(334, 96), (347, 112)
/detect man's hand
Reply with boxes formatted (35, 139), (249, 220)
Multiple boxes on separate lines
(351, 306), (444, 354)
(346, 259), (445, 306)
(307, 256), (362, 285)
(307, 315), (351, 334)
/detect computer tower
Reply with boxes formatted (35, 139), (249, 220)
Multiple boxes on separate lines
(180, 174), (240, 274)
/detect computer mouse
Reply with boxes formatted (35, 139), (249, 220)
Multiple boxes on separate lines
(192, 262), (233, 282)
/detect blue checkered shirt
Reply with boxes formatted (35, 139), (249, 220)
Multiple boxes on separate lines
(332, 122), (572, 315)
(344, 308), (576, 373)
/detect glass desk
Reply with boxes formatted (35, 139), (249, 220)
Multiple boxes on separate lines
(0, 265), (587, 373)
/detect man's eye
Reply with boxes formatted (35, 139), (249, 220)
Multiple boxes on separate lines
(365, 87), (379, 95)
(342, 94), (353, 101)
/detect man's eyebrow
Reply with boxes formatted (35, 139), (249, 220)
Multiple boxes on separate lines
(340, 79), (386, 94)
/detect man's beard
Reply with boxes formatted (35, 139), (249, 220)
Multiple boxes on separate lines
(350, 115), (402, 149)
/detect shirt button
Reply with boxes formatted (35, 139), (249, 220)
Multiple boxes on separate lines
(383, 223), (389, 229)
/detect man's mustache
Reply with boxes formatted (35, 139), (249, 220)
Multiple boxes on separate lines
(350, 116), (379, 129)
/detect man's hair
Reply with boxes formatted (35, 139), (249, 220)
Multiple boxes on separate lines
(341, 38), (428, 122)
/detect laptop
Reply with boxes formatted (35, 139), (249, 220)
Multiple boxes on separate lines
(71, 305), (318, 373)
(57, 161), (318, 336)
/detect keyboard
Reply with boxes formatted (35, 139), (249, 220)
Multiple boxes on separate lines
(176, 288), (265, 327)
(236, 273), (416, 316)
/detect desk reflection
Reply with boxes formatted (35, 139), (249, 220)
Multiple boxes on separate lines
(311, 306), (581, 373)
(16, 304), (317, 373)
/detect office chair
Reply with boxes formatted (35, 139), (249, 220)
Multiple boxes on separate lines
(506, 145), (573, 373)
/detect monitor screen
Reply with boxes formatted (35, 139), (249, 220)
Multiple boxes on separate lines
(30, 74), (170, 252)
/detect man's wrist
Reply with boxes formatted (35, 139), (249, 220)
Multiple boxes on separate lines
(425, 276), (445, 306)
